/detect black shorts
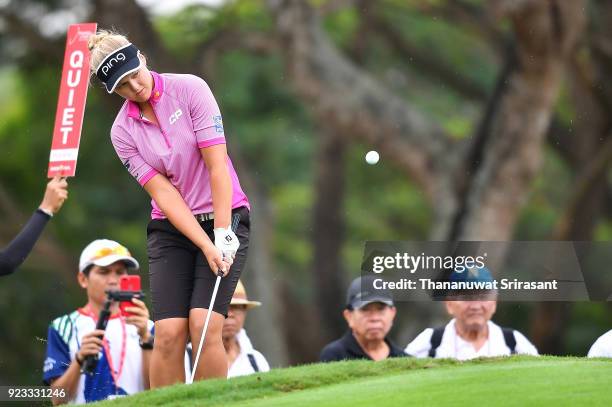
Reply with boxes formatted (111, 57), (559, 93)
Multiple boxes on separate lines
(146, 207), (250, 321)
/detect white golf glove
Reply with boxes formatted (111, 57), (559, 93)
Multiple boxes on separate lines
(214, 227), (240, 261)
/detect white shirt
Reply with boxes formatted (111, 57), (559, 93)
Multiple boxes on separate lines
(228, 329), (270, 378)
(405, 319), (538, 360)
(184, 329), (269, 380)
(587, 330), (612, 358)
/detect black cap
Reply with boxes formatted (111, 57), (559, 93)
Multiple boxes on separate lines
(95, 43), (142, 93)
(346, 275), (394, 310)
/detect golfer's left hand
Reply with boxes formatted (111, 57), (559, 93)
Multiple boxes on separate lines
(214, 227), (240, 261)
(125, 298), (150, 340)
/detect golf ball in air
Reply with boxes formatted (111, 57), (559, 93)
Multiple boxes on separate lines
(365, 150), (379, 165)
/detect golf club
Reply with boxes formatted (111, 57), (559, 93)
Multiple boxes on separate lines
(188, 213), (240, 384)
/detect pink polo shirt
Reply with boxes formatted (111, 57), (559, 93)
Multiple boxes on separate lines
(111, 71), (249, 219)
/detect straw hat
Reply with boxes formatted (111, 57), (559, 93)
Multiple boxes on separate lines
(230, 280), (262, 309)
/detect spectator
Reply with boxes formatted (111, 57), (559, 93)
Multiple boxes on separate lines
(43, 239), (154, 404)
(587, 330), (612, 358)
(320, 276), (406, 362)
(406, 267), (538, 359)
(184, 280), (269, 378)
(223, 280), (269, 377)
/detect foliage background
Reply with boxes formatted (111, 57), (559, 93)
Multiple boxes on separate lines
(0, 0), (611, 384)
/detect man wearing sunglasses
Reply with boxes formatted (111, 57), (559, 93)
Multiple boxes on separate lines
(42, 239), (154, 404)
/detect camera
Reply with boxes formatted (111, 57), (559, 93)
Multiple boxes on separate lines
(81, 288), (145, 375)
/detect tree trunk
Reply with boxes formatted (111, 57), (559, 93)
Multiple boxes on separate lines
(268, 0), (586, 359)
(225, 142), (290, 367)
(453, 0), (586, 241)
(311, 130), (348, 345)
(531, 0), (612, 354)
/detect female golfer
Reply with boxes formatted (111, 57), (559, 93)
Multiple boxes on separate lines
(88, 30), (250, 387)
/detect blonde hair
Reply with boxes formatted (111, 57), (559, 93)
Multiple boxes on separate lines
(87, 29), (131, 76)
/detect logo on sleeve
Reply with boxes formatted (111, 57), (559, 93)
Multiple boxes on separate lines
(44, 357), (56, 373)
(123, 160), (139, 179)
(169, 109), (183, 125)
(213, 115), (224, 133)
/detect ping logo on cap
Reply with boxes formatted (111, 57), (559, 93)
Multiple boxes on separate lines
(100, 52), (127, 76)
(95, 43), (142, 93)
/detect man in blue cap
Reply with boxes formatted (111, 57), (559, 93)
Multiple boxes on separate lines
(320, 275), (406, 362)
(405, 267), (538, 360)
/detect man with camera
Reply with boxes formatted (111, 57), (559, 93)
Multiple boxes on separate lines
(42, 239), (154, 404)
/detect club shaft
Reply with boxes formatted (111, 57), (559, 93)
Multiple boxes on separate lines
(188, 274), (222, 384)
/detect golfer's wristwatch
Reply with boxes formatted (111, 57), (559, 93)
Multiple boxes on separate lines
(139, 335), (154, 350)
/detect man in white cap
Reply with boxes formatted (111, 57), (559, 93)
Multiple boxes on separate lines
(223, 280), (270, 377)
(42, 239), (154, 404)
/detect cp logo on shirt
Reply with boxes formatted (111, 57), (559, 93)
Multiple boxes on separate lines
(169, 109), (183, 125)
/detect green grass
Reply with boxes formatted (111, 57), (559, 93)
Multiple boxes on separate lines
(99, 356), (612, 406)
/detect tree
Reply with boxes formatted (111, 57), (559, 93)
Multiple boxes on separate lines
(267, 0), (586, 355)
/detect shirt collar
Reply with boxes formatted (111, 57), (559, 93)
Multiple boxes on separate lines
(150, 71), (164, 103)
(343, 331), (367, 357)
(236, 329), (255, 352)
(342, 330), (405, 359)
(450, 318), (497, 353)
(77, 306), (121, 320)
(126, 71), (164, 119)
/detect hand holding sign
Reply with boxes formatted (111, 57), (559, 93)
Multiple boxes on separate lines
(39, 177), (69, 215)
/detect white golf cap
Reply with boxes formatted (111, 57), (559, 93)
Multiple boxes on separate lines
(79, 239), (139, 273)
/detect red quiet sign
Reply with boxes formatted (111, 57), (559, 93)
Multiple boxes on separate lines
(47, 23), (97, 178)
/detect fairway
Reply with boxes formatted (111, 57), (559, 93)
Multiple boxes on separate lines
(101, 357), (612, 407)
(231, 360), (611, 407)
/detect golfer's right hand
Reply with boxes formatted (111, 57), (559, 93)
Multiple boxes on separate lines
(203, 245), (232, 277)
(76, 330), (105, 362)
(39, 176), (68, 215)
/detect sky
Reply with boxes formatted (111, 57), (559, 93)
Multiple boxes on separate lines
(18, 0), (228, 38)
(136, 0), (227, 15)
